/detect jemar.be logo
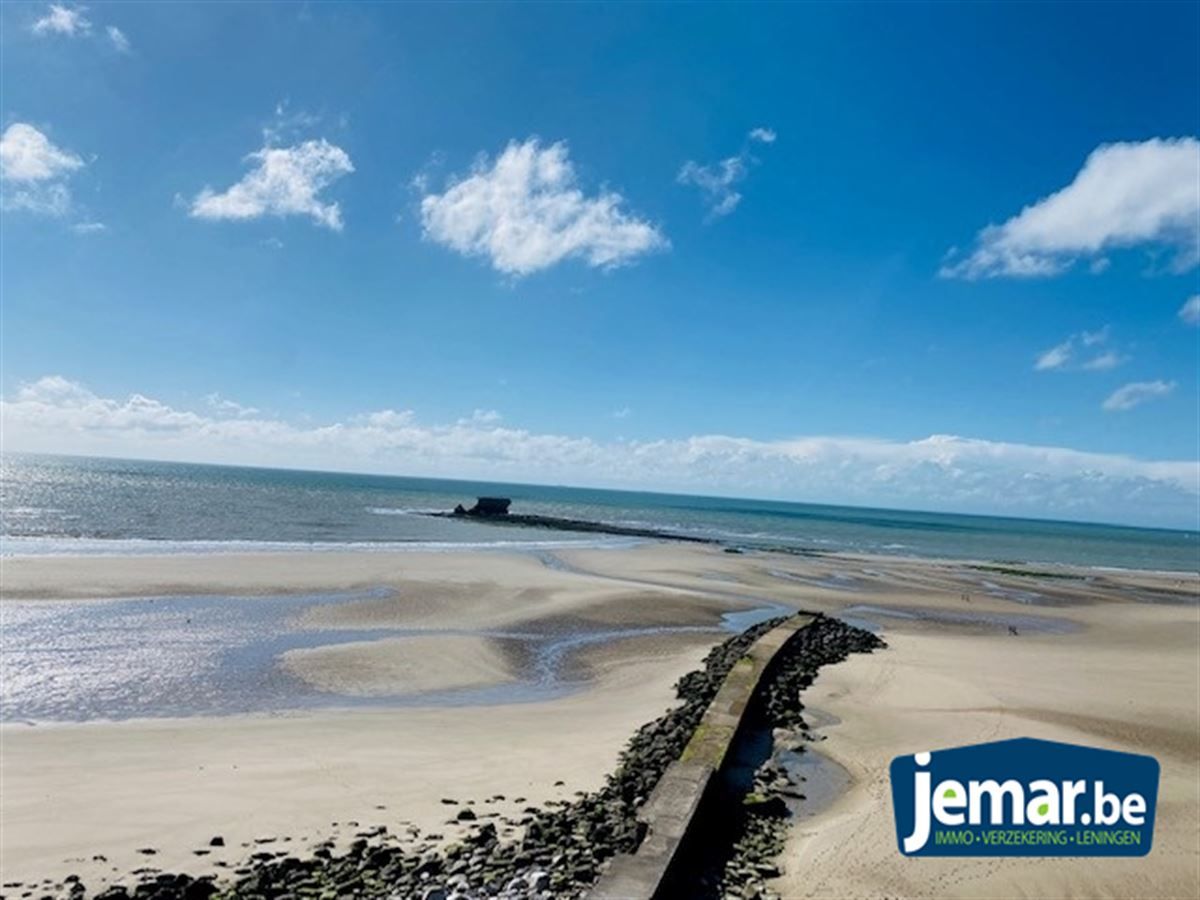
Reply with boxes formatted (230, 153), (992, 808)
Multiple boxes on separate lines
(890, 738), (1159, 857)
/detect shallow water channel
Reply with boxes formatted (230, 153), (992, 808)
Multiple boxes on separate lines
(1, 587), (788, 722)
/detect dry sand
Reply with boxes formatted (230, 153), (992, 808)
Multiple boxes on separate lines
(769, 604), (1200, 900)
(2, 543), (1197, 898)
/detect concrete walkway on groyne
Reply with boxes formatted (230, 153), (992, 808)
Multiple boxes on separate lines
(589, 614), (816, 900)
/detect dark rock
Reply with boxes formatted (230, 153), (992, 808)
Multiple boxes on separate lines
(458, 497), (511, 518)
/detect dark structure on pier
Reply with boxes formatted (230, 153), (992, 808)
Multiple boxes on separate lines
(452, 496), (513, 517)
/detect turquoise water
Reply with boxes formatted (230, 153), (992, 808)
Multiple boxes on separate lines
(2, 453), (1196, 571)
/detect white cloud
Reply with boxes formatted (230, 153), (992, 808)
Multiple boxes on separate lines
(0, 122), (82, 182)
(460, 409), (502, 425)
(205, 393), (260, 418)
(941, 137), (1200, 279)
(419, 138), (666, 275)
(262, 101), (322, 146)
(2, 182), (72, 216)
(353, 409), (415, 429)
(9, 376), (206, 432)
(1179, 295), (1200, 326)
(612, 406), (632, 419)
(677, 128), (776, 221)
(3, 376), (1197, 529)
(1034, 326), (1127, 373)
(1080, 351), (1125, 372)
(677, 156), (747, 219)
(1103, 380), (1176, 412)
(190, 139), (354, 230)
(32, 3), (91, 36)
(106, 25), (129, 52)
(0, 123), (85, 218)
(1034, 339), (1074, 371)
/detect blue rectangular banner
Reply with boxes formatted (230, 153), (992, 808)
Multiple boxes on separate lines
(891, 738), (1159, 857)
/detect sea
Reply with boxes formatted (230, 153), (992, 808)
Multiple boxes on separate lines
(3, 453), (1197, 572)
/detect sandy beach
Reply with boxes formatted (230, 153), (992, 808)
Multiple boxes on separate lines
(2, 543), (1198, 898)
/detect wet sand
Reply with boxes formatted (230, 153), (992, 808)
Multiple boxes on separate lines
(0, 547), (759, 891)
(2, 543), (1197, 897)
(280, 634), (519, 697)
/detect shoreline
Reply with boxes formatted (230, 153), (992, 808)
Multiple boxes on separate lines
(1, 543), (1197, 897)
(3, 543), (1197, 604)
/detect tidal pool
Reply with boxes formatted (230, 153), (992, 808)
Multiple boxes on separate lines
(1, 588), (787, 722)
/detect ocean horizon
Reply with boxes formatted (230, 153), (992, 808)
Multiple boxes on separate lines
(3, 452), (1196, 572)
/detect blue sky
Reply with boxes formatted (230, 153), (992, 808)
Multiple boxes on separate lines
(2, 2), (1198, 527)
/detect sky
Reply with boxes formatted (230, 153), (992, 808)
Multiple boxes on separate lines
(1, 1), (1198, 529)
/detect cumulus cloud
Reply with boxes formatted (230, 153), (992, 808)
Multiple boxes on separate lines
(1034, 326), (1126, 372)
(106, 25), (129, 52)
(32, 3), (91, 36)
(1179, 295), (1200, 326)
(1103, 380), (1176, 412)
(0, 122), (85, 217)
(354, 409), (415, 429)
(0, 122), (82, 182)
(205, 393), (260, 418)
(419, 138), (666, 275)
(190, 139), (354, 230)
(941, 137), (1200, 279)
(459, 409), (502, 426)
(8, 376), (206, 432)
(3, 376), (1197, 528)
(677, 128), (776, 220)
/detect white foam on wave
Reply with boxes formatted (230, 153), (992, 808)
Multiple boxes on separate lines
(365, 507), (444, 516)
